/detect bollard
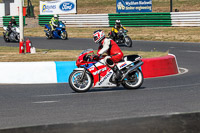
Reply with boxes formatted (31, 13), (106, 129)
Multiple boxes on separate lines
(26, 39), (32, 53)
(19, 41), (24, 53)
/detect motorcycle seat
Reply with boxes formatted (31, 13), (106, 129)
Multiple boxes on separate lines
(124, 55), (141, 62)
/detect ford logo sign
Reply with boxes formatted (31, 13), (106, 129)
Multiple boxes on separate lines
(60, 2), (75, 11)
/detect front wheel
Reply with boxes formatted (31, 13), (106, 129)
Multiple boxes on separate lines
(61, 31), (68, 40)
(46, 31), (52, 39)
(122, 69), (143, 89)
(69, 71), (92, 93)
(124, 36), (132, 47)
(3, 34), (9, 42)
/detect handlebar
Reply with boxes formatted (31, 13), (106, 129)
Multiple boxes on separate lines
(84, 54), (103, 62)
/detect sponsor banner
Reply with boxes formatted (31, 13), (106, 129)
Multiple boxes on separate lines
(40, 0), (77, 15)
(116, 0), (152, 13)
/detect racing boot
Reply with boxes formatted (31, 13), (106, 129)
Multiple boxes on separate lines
(49, 30), (53, 38)
(113, 65), (122, 81)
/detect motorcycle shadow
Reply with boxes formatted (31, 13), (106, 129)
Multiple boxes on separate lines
(4, 41), (19, 43)
(117, 44), (131, 47)
(84, 86), (146, 93)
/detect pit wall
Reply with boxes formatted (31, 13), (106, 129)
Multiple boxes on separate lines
(0, 54), (179, 84)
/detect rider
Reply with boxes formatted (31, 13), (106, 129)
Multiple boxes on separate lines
(93, 30), (124, 82)
(49, 14), (59, 36)
(6, 16), (17, 38)
(111, 20), (126, 41)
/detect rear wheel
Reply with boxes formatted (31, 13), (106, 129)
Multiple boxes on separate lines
(16, 34), (20, 42)
(69, 71), (92, 93)
(124, 36), (132, 47)
(122, 69), (143, 89)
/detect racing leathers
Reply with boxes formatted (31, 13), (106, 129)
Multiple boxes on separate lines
(49, 17), (58, 36)
(6, 18), (17, 38)
(97, 38), (123, 63)
(49, 17), (58, 30)
(111, 24), (126, 40)
(97, 38), (124, 82)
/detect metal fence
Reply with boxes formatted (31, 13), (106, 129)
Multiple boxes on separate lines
(171, 11), (200, 27)
(0, 16), (26, 27)
(0, 17), (3, 27)
(59, 14), (109, 27)
(38, 15), (53, 26)
(108, 12), (172, 27)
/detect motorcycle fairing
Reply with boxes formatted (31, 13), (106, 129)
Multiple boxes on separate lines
(44, 21), (66, 39)
(87, 60), (116, 87)
(116, 60), (132, 70)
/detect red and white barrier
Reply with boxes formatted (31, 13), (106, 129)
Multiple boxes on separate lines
(0, 54), (179, 84)
(141, 54), (179, 78)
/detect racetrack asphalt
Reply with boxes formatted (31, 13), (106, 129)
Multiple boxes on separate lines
(0, 37), (200, 129)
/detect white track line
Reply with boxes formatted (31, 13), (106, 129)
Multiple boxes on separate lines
(32, 101), (59, 104)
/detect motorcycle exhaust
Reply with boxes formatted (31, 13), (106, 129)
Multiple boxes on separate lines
(121, 61), (144, 81)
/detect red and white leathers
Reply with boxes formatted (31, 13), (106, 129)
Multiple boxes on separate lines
(97, 38), (124, 64)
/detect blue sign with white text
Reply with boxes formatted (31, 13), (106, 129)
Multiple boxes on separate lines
(116, 0), (152, 13)
(59, 1), (75, 11)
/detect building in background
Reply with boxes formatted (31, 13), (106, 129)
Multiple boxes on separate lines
(0, 0), (24, 17)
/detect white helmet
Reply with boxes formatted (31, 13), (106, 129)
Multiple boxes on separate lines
(116, 20), (120, 23)
(115, 20), (121, 28)
(54, 14), (58, 19)
(93, 30), (105, 44)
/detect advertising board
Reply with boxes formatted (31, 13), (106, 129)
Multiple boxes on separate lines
(116, 0), (152, 13)
(40, 0), (77, 15)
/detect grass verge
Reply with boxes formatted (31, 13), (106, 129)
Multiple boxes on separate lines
(0, 46), (168, 62)
(21, 27), (200, 43)
(1, 27), (200, 43)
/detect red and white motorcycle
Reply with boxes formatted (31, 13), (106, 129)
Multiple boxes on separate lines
(69, 49), (144, 92)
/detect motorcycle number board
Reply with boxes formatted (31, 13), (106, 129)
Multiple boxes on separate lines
(40, 0), (77, 15)
(116, 0), (152, 13)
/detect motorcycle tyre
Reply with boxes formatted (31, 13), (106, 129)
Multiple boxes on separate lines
(122, 69), (143, 89)
(16, 34), (20, 42)
(61, 32), (68, 40)
(124, 36), (132, 47)
(3, 34), (9, 42)
(69, 71), (93, 93)
(46, 33), (52, 39)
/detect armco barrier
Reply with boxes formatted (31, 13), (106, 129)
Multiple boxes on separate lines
(38, 11), (200, 27)
(0, 17), (3, 27)
(108, 12), (172, 27)
(3, 16), (26, 26)
(171, 11), (200, 27)
(59, 14), (109, 27)
(38, 15), (54, 26)
(0, 54), (178, 84)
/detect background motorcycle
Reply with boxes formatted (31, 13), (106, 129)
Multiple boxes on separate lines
(3, 26), (20, 42)
(108, 29), (132, 47)
(69, 49), (144, 93)
(44, 21), (68, 40)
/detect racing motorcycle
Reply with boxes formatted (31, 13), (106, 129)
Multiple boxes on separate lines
(69, 49), (144, 93)
(3, 26), (20, 42)
(44, 21), (68, 40)
(108, 29), (132, 47)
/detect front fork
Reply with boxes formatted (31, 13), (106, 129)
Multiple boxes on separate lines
(79, 68), (86, 82)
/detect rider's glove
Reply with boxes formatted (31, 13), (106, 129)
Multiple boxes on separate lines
(93, 54), (100, 60)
